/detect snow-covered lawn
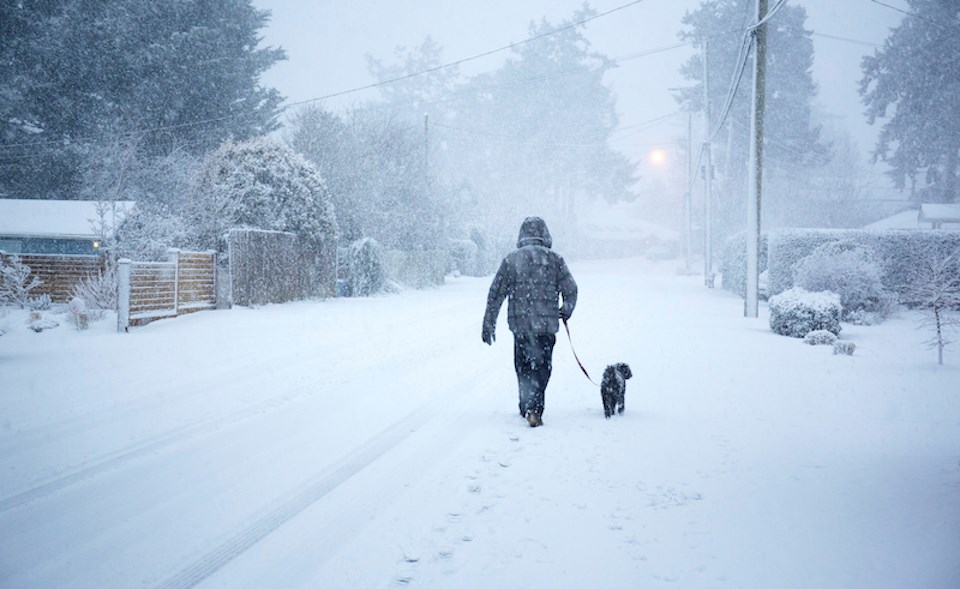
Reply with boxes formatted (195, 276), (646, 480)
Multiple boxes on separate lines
(1, 257), (958, 588)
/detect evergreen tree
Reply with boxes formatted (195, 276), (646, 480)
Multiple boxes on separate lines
(0, 0), (285, 198)
(860, 0), (960, 203)
(443, 6), (637, 244)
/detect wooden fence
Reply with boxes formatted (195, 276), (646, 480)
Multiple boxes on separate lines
(0, 252), (105, 302)
(118, 249), (216, 331)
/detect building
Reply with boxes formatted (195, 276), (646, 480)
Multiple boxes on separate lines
(0, 199), (135, 255)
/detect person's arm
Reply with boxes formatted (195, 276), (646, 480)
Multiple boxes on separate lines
(482, 259), (510, 344)
(557, 258), (577, 320)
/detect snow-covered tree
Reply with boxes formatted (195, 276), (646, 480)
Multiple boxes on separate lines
(860, 0), (960, 203)
(348, 238), (388, 297)
(444, 7), (637, 239)
(287, 105), (445, 251)
(904, 244), (960, 365)
(185, 137), (337, 263)
(0, 0), (285, 198)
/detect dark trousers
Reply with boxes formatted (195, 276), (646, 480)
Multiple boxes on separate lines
(513, 333), (556, 417)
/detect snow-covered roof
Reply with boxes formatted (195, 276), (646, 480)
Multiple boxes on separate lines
(863, 209), (923, 230)
(918, 203), (960, 227)
(864, 205), (960, 230)
(0, 199), (135, 239)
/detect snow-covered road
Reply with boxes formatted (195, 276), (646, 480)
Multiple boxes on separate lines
(1, 258), (958, 588)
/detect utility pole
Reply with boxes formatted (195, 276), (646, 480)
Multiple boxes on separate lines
(423, 113), (430, 178)
(701, 38), (715, 287)
(745, 0), (767, 317)
(684, 108), (693, 274)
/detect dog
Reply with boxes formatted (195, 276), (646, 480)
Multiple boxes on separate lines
(600, 363), (632, 419)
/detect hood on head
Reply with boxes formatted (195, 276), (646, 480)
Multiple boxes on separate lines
(516, 216), (552, 249)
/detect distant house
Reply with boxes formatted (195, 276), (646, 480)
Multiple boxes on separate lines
(0, 199), (135, 255)
(918, 203), (960, 229)
(865, 204), (960, 231)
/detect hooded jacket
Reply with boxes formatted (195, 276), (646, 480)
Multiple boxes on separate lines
(483, 217), (578, 336)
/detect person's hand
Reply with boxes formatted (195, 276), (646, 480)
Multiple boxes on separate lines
(558, 307), (570, 321)
(482, 324), (495, 345)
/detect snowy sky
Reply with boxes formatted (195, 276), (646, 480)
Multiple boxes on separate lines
(252, 0), (906, 184)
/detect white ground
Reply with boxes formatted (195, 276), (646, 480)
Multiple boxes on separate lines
(1, 257), (958, 588)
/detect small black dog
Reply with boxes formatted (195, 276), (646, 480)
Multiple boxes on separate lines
(600, 363), (632, 419)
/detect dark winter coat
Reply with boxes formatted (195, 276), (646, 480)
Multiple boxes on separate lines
(483, 217), (578, 337)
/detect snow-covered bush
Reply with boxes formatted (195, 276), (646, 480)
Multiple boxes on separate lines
(348, 238), (388, 297)
(792, 240), (894, 324)
(0, 255), (42, 309)
(768, 287), (842, 338)
(833, 341), (856, 356)
(803, 330), (838, 346)
(448, 239), (479, 277)
(70, 264), (118, 320)
(27, 311), (58, 333)
(28, 294), (53, 311)
(69, 297), (90, 330)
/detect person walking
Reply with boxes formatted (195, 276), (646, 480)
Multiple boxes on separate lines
(481, 217), (578, 427)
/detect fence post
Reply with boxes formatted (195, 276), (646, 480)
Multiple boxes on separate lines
(167, 248), (180, 315)
(117, 258), (131, 332)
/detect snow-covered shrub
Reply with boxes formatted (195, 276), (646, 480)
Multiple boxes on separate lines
(792, 240), (894, 323)
(69, 297), (90, 330)
(448, 239), (479, 277)
(348, 238), (388, 297)
(27, 311), (58, 333)
(28, 294), (53, 311)
(768, 287), (842, 338)
(70, 264), (118, 320)
(833, 341), (856, 356)
(803, 330), (838, 346)
(0, 255), (42, 309)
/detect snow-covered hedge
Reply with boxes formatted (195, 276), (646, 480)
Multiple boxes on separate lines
(768, 287), (842, 338)
(767, 228), (960, 301)
(382, 250), (447, 289)
(719, 232), (768, 298)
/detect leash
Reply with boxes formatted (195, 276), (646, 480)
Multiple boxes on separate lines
(562, 317), (599, 387)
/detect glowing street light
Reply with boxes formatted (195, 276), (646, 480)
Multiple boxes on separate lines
(648, 148), (667, 166)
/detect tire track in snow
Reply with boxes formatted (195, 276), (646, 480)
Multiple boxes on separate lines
(0, 299), (474, 513)
(0, 379), (322, 514)
(152, 365), (490, 589)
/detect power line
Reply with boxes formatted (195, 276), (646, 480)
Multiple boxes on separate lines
(868, 0), (944, 26)
(811, 31), (881, 48)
